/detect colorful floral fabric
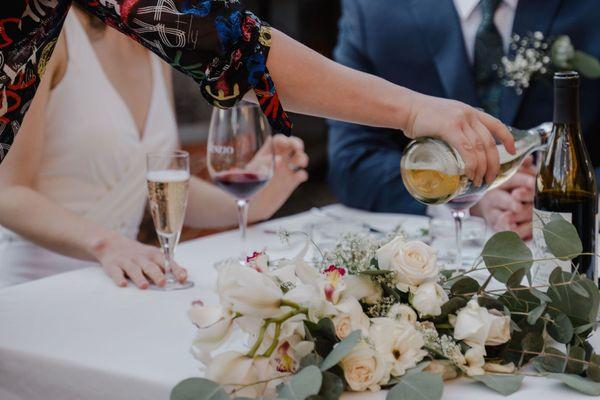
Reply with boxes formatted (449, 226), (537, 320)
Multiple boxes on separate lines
(0, 0), (292, 163)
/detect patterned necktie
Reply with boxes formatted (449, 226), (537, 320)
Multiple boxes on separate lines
(474, 0), (504, 117)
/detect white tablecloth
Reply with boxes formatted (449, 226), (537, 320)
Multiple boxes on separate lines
(0, 205), (596, 400)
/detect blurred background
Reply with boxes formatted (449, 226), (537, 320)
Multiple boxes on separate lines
(141, 0), (342, 243)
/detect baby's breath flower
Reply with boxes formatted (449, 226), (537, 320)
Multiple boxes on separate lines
(500, 31), (552, 94)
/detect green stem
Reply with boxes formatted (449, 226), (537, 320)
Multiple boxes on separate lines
(247, 321), (269, 358)
(246, 307), (309, 358)
(281, 299), (303, 310)
(452, 253), (597, 282)
(479, 274), (493, 294)
(263, 322), (282, 357)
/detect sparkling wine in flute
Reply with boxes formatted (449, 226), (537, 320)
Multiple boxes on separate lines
(532, 72), (598, 285)
(147, 170), (190, 238)
(400, 122), (553, 205)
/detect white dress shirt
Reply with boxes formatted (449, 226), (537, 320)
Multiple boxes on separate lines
(428, 0), (519, 219)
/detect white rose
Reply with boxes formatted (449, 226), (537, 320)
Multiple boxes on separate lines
(369, 318), (427, 377)
(217, 261), (283, 318)
(464, 346), (486, 376)
(377, 238), (439, 291)
(453, 300), (510, 348)
(486, 309), (511, 346)
(424, 360), (459, 381)
(333, 297), (370, 339)
(341, 341), (390, 392)
(411, 282), (448, 317)
(344, 275), (383, 304)
(387, 304), (418, 325)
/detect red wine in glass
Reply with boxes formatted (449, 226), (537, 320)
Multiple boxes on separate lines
(213, 171), (270, 200)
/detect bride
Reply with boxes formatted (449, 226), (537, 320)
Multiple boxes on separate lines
(0, 6), (308, 290)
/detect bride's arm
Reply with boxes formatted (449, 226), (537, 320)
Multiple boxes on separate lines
(0, 42), (186, 289)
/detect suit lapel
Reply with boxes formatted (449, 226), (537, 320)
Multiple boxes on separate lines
(500, 0), (563, 125)
(409, 0), (478, 106)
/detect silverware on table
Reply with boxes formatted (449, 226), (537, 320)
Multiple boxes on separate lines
(310, 207), (387, 235)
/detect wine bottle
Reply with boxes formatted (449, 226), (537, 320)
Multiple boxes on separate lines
(400, 122), (552, 205)
(532, 72), (598, 284)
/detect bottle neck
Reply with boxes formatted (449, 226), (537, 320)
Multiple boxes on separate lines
(509, 122), (552, 156)
(554, 83), (581, 125)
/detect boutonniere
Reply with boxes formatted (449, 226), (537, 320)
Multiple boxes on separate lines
(499, 31), (600, 94)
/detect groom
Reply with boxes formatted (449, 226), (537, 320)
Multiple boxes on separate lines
(328, 0), (600, 238)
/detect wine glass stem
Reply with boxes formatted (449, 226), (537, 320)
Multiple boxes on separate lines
(237, 199), (249, 242)
(160, 233), (177, 280)
(452, 210), (465, 270)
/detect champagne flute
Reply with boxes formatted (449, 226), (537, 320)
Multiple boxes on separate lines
(146, 151), (194, 290)
(207, 103), (274, 258)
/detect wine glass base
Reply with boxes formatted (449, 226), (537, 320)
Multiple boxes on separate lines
(148, 279), (194, 291)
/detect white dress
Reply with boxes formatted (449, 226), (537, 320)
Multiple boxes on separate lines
(0, 11), (178, 288)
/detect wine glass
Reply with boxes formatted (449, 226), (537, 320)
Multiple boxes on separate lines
(207, 103), (274, 258)
(146, 151), (194, 290)
(447, 194), (484, 271)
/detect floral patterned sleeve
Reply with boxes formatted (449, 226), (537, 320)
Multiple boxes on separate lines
(0, 0), (292, 163)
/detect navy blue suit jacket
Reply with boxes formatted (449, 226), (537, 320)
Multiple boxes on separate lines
(328, 0), (600, 214)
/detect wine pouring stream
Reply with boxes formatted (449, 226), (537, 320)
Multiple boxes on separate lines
(401, 122), (553, 271)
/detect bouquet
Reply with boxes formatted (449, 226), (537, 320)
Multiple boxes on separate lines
(172, 215), (600, 400)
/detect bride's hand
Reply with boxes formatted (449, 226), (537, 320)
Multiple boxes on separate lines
(405, 93), (516, 187)
(90, 234), (188, 289)
(250, 135), (309, 221)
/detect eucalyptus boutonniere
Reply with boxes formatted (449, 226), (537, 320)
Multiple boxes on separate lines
(500, 31), (600, 94)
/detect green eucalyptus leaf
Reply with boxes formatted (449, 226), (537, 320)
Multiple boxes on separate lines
(566, 346), (587, 375)
(573, 322), (596, 335)
(569, 281), (590, 298)
(541, 214), (583, 260)
(547, 313), (574, 344)
(477, 296), (505, 312)
(170, 378), (230, 400)
(546, 373), (600, 396)
(529, 288), (552, 303)
(305, 319), (338, 357)
(472, 374), (524, 396)
(300, 353), (323, 369)
(481, 232), (532, 284)
(548, 269), (599, 326)
(588, 354), (600, 382)
(318, 371), (344, 400)
(507, 268), (527, 288)
(571, 51), (600, 79)
(386, 372), (443, 400)
(277, 365), (323, 399)
(521, 332), (544, 354)
(527, 304), (546, 325)
(440, 297), (468, 317)
(320, 330), (361, 371)
(450, 277), (480, 297)
(537, 347), (567, 373)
